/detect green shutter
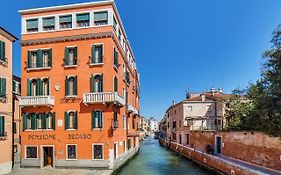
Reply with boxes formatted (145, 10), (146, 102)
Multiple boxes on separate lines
(0, 78), (2, 97)
(0, 116), (4, 134)
(52, 112), (56, 130)
(3, 79), (5, 98)
(77, 13), (89, 21)
(64, 48), (69, 66)
(91, 45), (96, 63)
(74, 111), (78, 129)
(0, 41), (5, 60)
(43, 17), (55, 27)
(90, 75), (95, 93)
(94, 11), (108, 21)
(27, 79), (31, 96)
(114, 77), (118, 92)
(48, 49), (52, 67)
(74, 47), (77, 65)
(26, 19), (38, 29)
(36, 79), (41, 95)
(28, 51), (32, 68)
(100, 112), (103, 128)
(23, 113), (27, 130)
(64, 112), (68, 130)
(37, 49), (43, 67)
(42, 113), (46, 129)
(31, 113), (36, 130)
(65, 77), (69, 96)
(74, 76), (77, 95)
(60, 15), (72, 23)
(101, 74), (103, 92)
(92, 111), (96, 129)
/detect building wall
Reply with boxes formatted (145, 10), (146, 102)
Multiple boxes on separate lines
(13, 95), (21, 168)
(0, 32), (13, 174)
(20, 1), (140, 169)
(189, 131), (281, 171)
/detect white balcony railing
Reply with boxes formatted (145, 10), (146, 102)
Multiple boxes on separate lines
(19, 96), (54, 107)
(83, 92), (125, 106)
(127, 104), (139, 115)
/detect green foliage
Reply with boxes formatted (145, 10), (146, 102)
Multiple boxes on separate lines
(226, 25), (281, 137)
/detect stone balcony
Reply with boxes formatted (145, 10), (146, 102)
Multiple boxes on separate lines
(19, 95), (54, 107)
(83, 92), (125, 106)
(127, 104), (139, 115)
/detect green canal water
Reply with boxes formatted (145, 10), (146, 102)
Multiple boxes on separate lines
(117, 137), (213, 175)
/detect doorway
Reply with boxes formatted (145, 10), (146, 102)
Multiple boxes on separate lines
(215, 136), (222, 154)
(114, 143), (118, 159)
(43, 147), (54, 167)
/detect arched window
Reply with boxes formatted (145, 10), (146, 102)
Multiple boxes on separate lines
(65, 111), (77, 130)
(42, 78), (49, 95)
(65, 76), (77, 96)
(31, 79), (37, 96)
(91, 74), (103, 93)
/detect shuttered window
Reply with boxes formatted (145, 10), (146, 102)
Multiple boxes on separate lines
(0, 116), (5, 136)
(90, 74), (103, 93)
(0, 41), (5, 61)
(65, 111), (78, 130)
(26, 19), (38, 32)
(23, 112), (55, 131)
(60, 15), (72, 29)
(114, 48), (119, 68)
(26, 78), (49, 96)
(43, 17), (55, 31)
(91, 44), (103, 64)
(0, 78), (6, 98)
(64, 47), (77, 66)
(114, 76), (118, 92)
(92, 111), (103, 129)
(65, 76), (77, 96)
(94, 11), (108, 26)
(77, 13), (90, 27)
(28, 49), (52, 68)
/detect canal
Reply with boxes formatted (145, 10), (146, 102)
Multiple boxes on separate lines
(117, 137), (213, 175)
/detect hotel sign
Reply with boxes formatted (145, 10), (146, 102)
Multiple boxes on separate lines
(28, 134), (56, 140)
(68, 133), (92, 140)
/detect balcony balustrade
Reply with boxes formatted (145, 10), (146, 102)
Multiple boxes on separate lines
(83, 92), (125, 106)
(19, 95), (54, 107)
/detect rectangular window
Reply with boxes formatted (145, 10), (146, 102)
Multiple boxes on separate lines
(127, 139), (131, 150)
(186, 134), (190, 145)
(0, 41), (5, 62)
(28, 49), (52, 68)
(118, 29), (121, 42)
(60, 15), (72, 29)
(23, 113), (55, 131)
(123, 141), (126, 152)
(123, 115), (126, 129)
(67, 145), (77, 160)
(94, 11), (108, 26)
(187, 106), (192, 111)
(0, 78), (6, 98)
(113, 16), (117, 31)
(113, 111), (118, 128)
(0, 116), (5, 136)
(92, 111), (103, 129)
(26, 19), (38, 32)
(93, 144), (103, 159)
(113, 48), (119, 68)
(91, 44), (103, 64)
(179, 120), (181, 127)
(43, 17), (55, 31)
(65, 111), (78, 130)
(26, 146), (37, 159)
(76, 13), (90, 27)
(173, 121), (176, 128)
(64, 47), (77, 66)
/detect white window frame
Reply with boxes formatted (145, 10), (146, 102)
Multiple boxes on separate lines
(66, 144), (77, 160)
(92, 143), (104, 160)
(25, 145), (38, 159)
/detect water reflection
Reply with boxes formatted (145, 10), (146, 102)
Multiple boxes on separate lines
(117, 137), (212, 175)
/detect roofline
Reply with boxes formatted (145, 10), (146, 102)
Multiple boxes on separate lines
(18, 0), (114, 14)
(0, 27), (18, 41)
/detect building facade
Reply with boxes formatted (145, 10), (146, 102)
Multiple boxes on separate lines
(148, 117), (159, 132)
(161, 88), (230, 145)
(12, 75), (21, 168)
(0, 27), (17, 174)
(19, 1), (140, 170)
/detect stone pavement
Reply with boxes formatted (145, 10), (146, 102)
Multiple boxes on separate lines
(9, 168), (113, 175)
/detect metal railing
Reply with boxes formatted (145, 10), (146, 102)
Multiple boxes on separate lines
(19, 96), (54, 107)
(83, 92), (125, 106)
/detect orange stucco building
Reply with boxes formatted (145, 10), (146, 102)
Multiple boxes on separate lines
(19, 0), (140, 169)
(0, 27), (17, 174)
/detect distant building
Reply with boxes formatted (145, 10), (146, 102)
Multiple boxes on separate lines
(139, 116), (148, 138)
(0, 27), (18, 174)
(148, 117), (159, 132)
(161, 88), (237, 145)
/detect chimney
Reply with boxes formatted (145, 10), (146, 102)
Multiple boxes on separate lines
(172, 101), (175, 106)
(201, 94), (206, 101)
(218, 88), (223, 93)
(210, 87), (215, 96)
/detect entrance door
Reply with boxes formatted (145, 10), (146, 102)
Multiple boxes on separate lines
(43, 147), (53, 167)
(113, 143), (118, 159)
(179, 134), (182, 144)
(215, 136), (222, 154)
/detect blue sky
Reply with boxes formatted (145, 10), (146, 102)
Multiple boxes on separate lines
(1, 0), (281, 120)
